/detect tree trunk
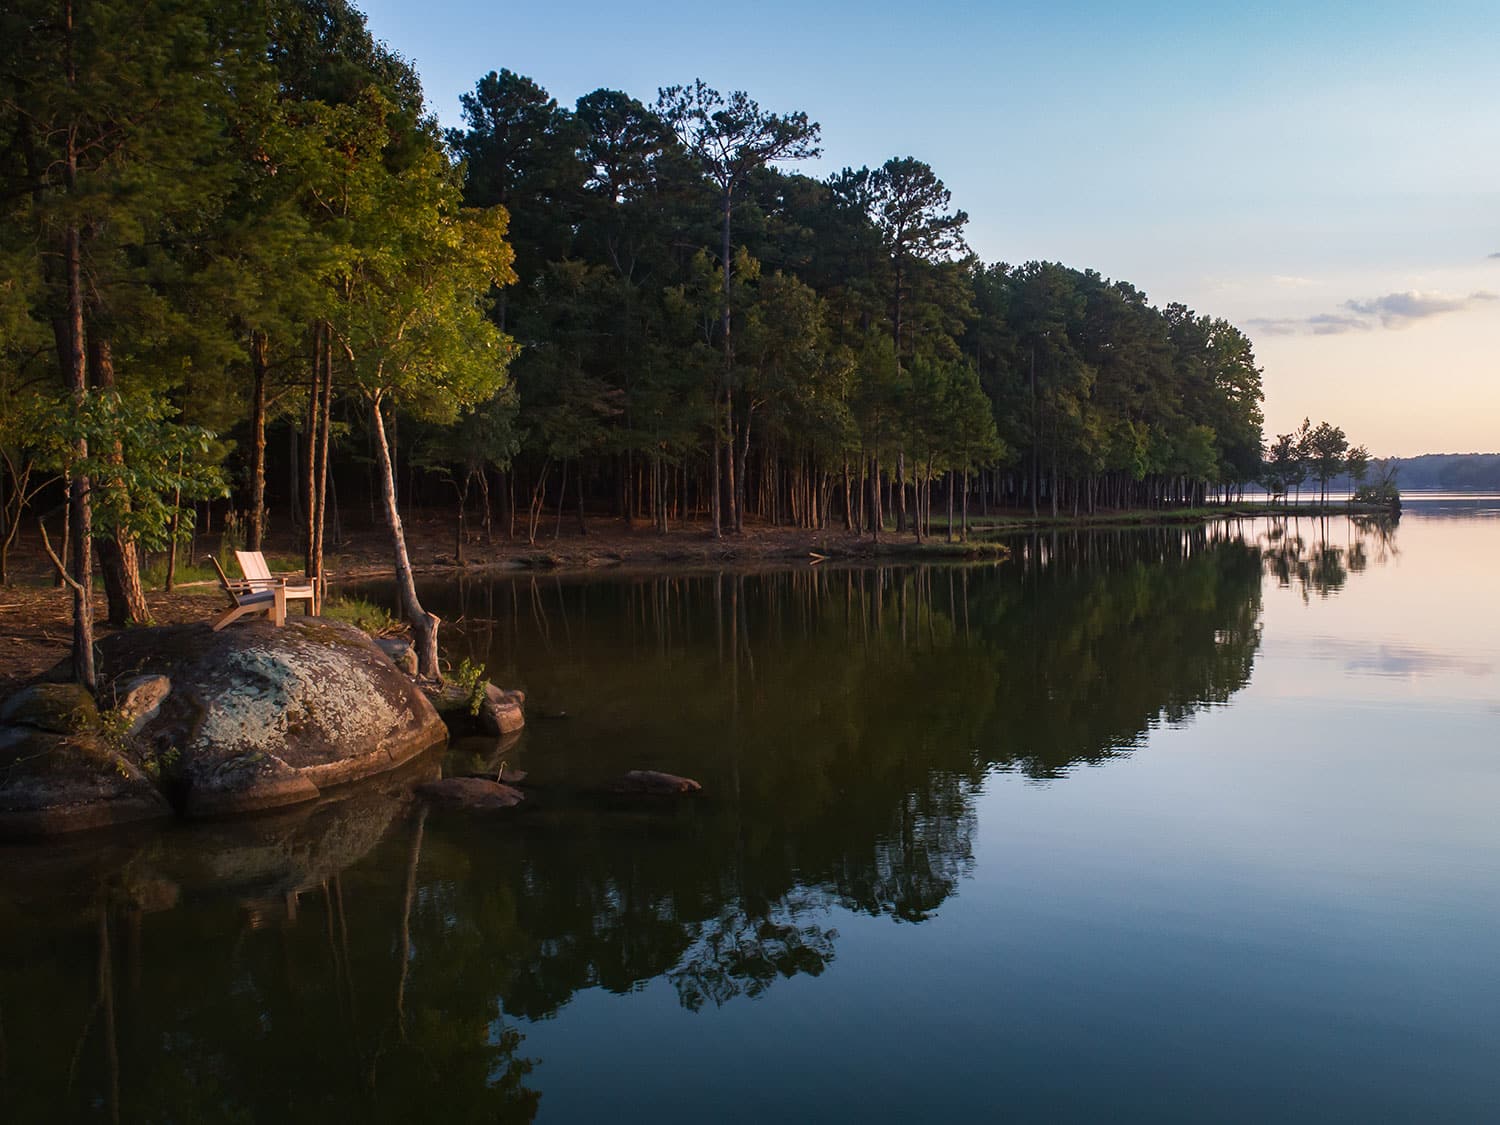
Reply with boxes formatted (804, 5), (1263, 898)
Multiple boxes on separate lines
(895, 449), (907, 534)
(735, 405), (753, 534)
(247, 330), (268, 551)
(477, 469), (492, 543)
(962, 469), (970, 540)
(842, 458), (853, 531)
(88, 337), (149, 626)
(311, 325), (333, 584)
(55, 220), (94, 687)
(302, 324), (320, 571)
(164, 458), (182, 592)
(369, 397), (441, 680)
(946, 470), (955, 543)
(526, 461), (550, 544)
(454, 473), (469, 566)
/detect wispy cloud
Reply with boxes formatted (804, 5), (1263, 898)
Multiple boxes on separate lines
(1344, 290), (1497, 326)
(1488, 252), (1500, 260)
(1248, 289), (1498, 337)
(1309, 313), (1370, 335)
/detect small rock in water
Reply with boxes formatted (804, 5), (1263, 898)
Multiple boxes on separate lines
(612, 770), (702, 795)
(417, 776), (525, 810)
(480, 683), (526, 736)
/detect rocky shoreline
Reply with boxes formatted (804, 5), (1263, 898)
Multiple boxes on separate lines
(0, 618), (465, 838)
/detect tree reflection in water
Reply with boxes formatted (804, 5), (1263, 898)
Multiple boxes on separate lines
(1259, 513), (1399, 601)
(0, 517), (1400, 1121)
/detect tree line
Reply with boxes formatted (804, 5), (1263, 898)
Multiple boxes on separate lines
(1, 0), (1270, 686)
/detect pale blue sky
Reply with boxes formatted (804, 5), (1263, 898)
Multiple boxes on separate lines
(360, 0), (1500, 455)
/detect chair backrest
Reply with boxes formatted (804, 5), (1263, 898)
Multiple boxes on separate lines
(235, 550), (273, 587)
(208, 554), (234, 592)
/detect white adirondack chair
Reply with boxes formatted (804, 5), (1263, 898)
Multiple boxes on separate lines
(234, 550), (320, 617)
(208, 555), (286, 630)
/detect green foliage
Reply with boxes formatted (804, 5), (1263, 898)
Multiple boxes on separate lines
(322, 595), (400, 636)
(449, 657), (489, 716)
(32, 388), (228, 549)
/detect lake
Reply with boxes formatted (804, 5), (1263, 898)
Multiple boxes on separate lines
(3, 500), (1498, 1122)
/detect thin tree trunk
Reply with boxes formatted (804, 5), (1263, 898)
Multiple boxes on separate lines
(370, 397), (441, 679)
(946, 470), (955, 543)
(716, 186), (733, 538)
(962, 469), (970, 540)
(526, 461), (550, 545)
(311, 326), (333, 584)
(45, 0), (93, 687)
(478, 468), (492, 544)
(88, 337), (149, 626)
(454, 473), (469, 566)
(303, 324), (320, 571)
(56, 223), (93, 687)
(247, 330), (268, 551)
(895, 450), (907, 534)
(164, 454), (182, 592)
(735, 405), (753, 534)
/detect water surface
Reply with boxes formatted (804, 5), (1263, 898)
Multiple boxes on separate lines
(3, 504), (1498, 1122)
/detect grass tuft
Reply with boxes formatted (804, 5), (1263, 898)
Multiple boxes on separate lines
(321, 594), (401, 636)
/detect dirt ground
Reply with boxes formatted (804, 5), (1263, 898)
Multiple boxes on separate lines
(0, 511), (968, 692)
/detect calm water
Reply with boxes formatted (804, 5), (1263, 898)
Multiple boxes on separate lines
(3, 503), (1499, 1122)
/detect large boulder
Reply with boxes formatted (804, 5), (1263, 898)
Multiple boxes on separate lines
(96, 617), (449, 819)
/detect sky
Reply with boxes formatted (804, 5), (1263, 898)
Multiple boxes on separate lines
(357, 0), (1500, 457)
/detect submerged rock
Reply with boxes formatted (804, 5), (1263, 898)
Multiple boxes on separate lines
(611, 770), (702, 796)
(416, 776), (525, 810)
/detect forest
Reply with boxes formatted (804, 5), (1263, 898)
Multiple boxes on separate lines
(2, 0), (1270, 684)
